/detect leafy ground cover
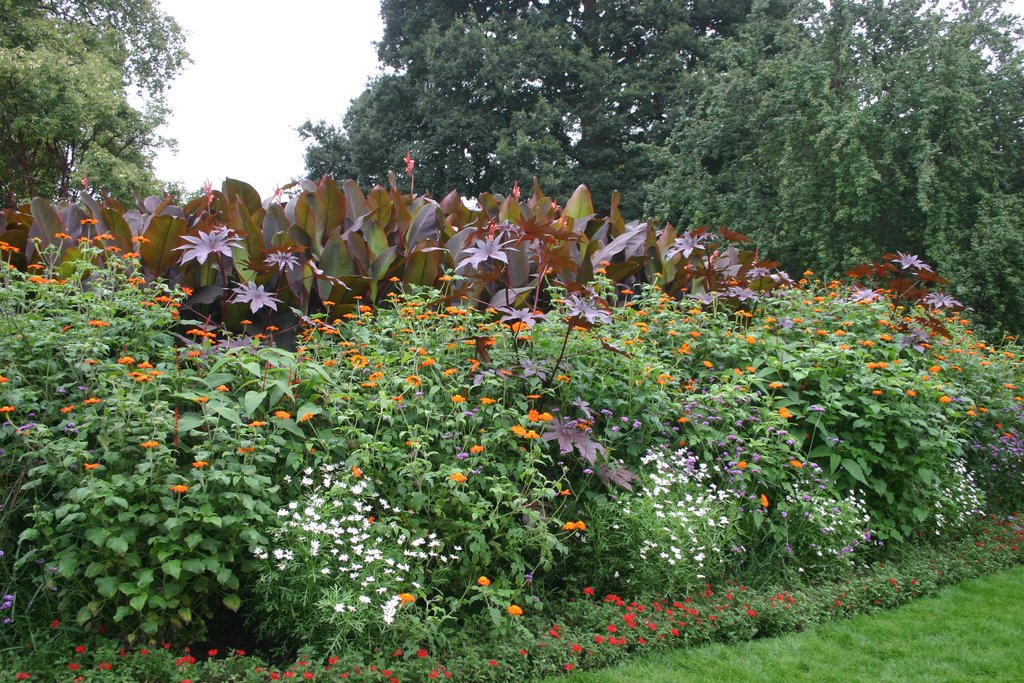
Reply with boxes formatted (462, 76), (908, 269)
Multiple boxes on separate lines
(1, 204), (1023, 681)
(545, 563), (1024, 683)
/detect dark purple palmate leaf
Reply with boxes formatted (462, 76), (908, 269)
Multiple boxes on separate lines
(231, 282), (281, 313)
(542, 418), (606, 465)
(598, 465), (638, 491)
(563, 293), (611, 325)
(497, 306), (547, 329)
(174, 226), (243, 266)
(458, 236), (512, 271)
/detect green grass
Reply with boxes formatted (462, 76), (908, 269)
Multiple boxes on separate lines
(544, 566), (1024, 682)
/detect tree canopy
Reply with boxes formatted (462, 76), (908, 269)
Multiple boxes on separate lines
(301, 0), (765, 213)
(0, 0), (188, 206)
(642, 0), (1024, 333)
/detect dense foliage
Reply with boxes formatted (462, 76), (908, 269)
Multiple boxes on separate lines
(304, 0), (1024, 334)
(644, 0), (1024, 335)
(300, 0), (770, 214)
(1, 177), (1022, 681)
(0, 0), (188, 205)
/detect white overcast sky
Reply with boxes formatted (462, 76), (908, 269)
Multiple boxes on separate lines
(152, 0), (384, 199)
(153, 0), (1024, 200)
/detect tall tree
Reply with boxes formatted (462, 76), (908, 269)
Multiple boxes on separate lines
(301, 0), (758, 211)
(0, 0), (188, 206)
(642, 0), (1024, 332)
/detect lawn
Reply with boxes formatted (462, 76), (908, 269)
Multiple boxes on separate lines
(546, 566), (1024, 682)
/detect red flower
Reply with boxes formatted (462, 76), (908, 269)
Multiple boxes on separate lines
(15, 674), (30, 680)
(487, 660), (498, 667)
(571, 644), (584, 653)
(304, 673), (314, 680)
(564, 663), (575, 672)
(207, 649), (218, 657)
(606, 624), (617, 633)
(74, 645), (86, 654)
(583, 586), (595, 596)
(50, 619), (60, 628)
(417, 649), (429, 658)
(594, 635), (605, 644)
(68, 663), (81, 671)
(746, 608), (758, 618)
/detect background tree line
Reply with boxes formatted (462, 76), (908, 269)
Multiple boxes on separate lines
(303, 0), (1024, 334)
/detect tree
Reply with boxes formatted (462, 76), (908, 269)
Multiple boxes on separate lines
(642, 0), (1024, 331)
(301, 0), (757, 211)
(0, 0), (188, 206)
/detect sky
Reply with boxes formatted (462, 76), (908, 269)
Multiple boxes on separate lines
(153, 0), (1024, 201)
(152, 1), (384, 199)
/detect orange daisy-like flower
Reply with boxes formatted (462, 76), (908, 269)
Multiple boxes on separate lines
(169, 484), (189, 494)
(0, 375), (8, 383)
(406, 375), (422, 387)
(398, 593), (416, 604)
(477, 576), (491, 587)
(507, 605), (524, 616)
(60, 405), (75, 414)
(451, 395), (466, 403)
(139, 440), (159, 449)
(449, 472), (468, 483)
(83, 463), (101, 470)
(0, 406), (15, 413)
(789, 459), (804, 468)
(777, 407), (794, 419)
(82, 397), (101, 405)
(420, 358), (437, 368)
(939, 395), (953, 404)
(298, 412), (315, 423)
(470, 444), (485, 454)
(768, 381), (784, 389)
(736, 461), (748, 470)
(273, 410), (291, 419)
(351, 466), (363, 478)
(760, 494), (770, 508)
(192, 461), (209, 468)
(214, 385), (230, 392)
(117, 356), (136, 365)
(248, 420), (266, 427)
(193, 396), (209, 404)
(88, 320), (110, 328)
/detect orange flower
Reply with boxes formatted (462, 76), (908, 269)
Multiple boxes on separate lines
(420, 358), (437, 367)
(906, 390), (918, 397)
(939, 395), (954, 404)
(83, 463), (101, 470)
(507, 605), (524, 616)
(0, 375), (8, 383)
(193, 396), (209, 404)
(398, 593), (416, 604)
(789, 459), (804, 468)
(477, 576), (491, 587)
(82, 397), (101, 405)
(510, 425), (528, 437)
(449, 472), (468, 483)
(451, 395), (466, 403)
(736, 461), (748, 470)
(298, 412), (315, 423)
(192, 461), (209, 468)
(248, 420), (266, 427)
(117, 356), (136, 365)
(759, 494), (769, 508)
(139, 441), (159, 449)
(88, 320), (111, 327)
(273, 410), (291, 419)
(777, 407), (793, 419)
(351, 466), (363, 478)
(470, 444), (485, 454)
(169, 484), (189, 494)
(60, 405), (75, 414)
(768, 381), (784, 389)
(0, 406), (15, 413)
(480, 397), (497, 405)
(562, 522), (578, 531)
(871, 389), (883, 395)
(406, 375), (422, 387)
(214, 385), (230, 392)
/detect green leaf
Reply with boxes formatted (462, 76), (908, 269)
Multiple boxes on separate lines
(564, 184), (595, 222)
(162, 559), (181, 579)
(106, 536), (129, 555)
(222, 593), (241, 612)
(841, 459), (869, 486)
(243, 390), (267, 416)
(918, 467), (935, 486)
(96, 576), (119, 598)
(129, 594), (147, 611)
